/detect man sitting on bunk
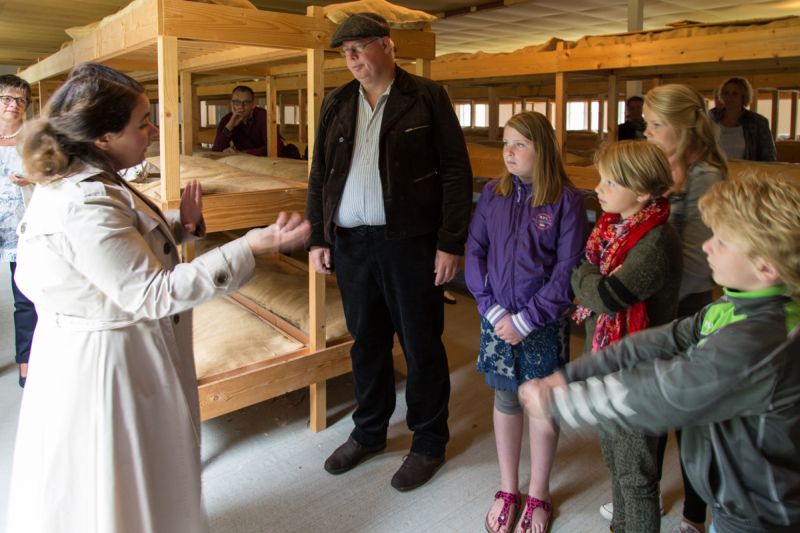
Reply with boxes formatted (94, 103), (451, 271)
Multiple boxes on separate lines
(212, 85), (287, 157)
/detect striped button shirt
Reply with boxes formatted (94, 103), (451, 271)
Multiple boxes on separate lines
(334, 84), (393, 228)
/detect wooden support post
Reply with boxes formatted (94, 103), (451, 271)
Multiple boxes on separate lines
(790, 92), (798, 140)
(266, 76), (278, 157)
(307, 5), (327, 433)
(554, 72), (567, 153)
(158, 35), (181, 210)
(607, 75), (618, 141)
(598, 94), (605, 135)
(488, 86), (499, 141)
(36, 80), (59, 116)
(585, 98), (593, 131)
(179, 71), (193, 155)
(770, 90), (780, 140)
(415, 58), (430, 79)
(298, 86), (307, 144)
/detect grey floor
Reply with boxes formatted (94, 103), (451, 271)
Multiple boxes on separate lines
(0, 265), (695, 532)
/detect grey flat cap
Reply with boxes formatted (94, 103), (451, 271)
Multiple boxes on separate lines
(330, 13), (390, 48)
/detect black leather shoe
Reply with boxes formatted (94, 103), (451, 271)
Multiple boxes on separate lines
(390, 452), (445, 492)
(324, 437), (386, 475)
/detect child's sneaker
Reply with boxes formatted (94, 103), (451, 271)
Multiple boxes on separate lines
(598, 493), (664, 521)
(599, 501), (614, 521)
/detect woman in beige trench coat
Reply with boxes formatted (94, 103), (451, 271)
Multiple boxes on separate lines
(5, 64), (309, 533)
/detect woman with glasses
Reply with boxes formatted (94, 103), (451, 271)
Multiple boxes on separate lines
(0, 74), (37, 387)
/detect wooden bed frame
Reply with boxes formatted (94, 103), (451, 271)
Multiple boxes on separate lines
(432, 16), (800, 187)
(16, 0), (436, 431)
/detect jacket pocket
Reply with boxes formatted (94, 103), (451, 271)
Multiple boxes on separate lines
(413, 170), (438, 183)
(404, 124), (431, 133)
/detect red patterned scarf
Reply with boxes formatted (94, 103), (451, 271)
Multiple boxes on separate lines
(573, 196), (670, 352)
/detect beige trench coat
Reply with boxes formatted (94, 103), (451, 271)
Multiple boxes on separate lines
(6, 167), (255, 533)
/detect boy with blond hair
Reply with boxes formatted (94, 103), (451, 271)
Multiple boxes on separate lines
(520, 172), (800, 532)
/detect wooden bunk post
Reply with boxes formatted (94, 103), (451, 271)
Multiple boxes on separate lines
(554, 72), (567, 153)
(157, 35), (181, 211)
(307, 5), (327, 432)
(770, 90), (780, 140)
(488, 86), (499, 141)
(597, 94), (605, 135)
(179, 71), (193, 155)
(607, 74), (618, 141)
(36, 80), (60, 115)
(298, 86), (307, 144)
(415, 58), (431, 79)
(790, 91), (798, 140)
(266, 76), (279, 157)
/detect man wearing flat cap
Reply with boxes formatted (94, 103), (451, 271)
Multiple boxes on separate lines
(306, 12), (472, 491)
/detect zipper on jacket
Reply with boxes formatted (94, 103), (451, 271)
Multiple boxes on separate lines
(511, 180), (521, 312)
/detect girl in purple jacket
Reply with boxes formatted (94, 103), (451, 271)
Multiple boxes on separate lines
(467, 111), (587, 533)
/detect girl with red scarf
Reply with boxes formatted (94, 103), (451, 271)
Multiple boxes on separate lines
(571, 141), (683, 533)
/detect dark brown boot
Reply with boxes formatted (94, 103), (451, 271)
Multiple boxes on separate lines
(324, 437), (386, 475)
(390, 452), (445, 492)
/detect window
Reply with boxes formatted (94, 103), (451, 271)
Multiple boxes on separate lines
(283, 105), (299, 125)
(474, 103), (489, 127)
(454, 102), (472, 127)
(567, 101), (587, 130)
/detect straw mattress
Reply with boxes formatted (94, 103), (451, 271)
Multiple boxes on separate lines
(193, 296), (303, 380)
(133, 155), (304, 200)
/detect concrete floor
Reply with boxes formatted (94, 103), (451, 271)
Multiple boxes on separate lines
(0, 265), (694, 532)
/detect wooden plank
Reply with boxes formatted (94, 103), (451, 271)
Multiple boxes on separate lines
(307, 5), (328, 432)
(266, 76), (278, 157)
(607, 74), (618, 140)
(162, 0), (329, 50)
(555, 72), (567, 152)
(200, 188), (308, 233)
(310, 380), (327, 433)
(227, 293), (309, 345)
(158, 35), (181, 207)
(180, 45), (303, 72)
(198, 340), (353, 421)
(179, 70), (193, 155)
(557, 27), (800, 73)
(566, 164), (600, 190)
(19, 0), (159, 83)
(771, 90), (780, 140)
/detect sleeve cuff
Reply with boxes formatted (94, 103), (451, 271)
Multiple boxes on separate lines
(485, 304), (508, 326)
(511, 312), (534, 338)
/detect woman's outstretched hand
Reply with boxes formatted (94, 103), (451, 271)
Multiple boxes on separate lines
(246, 211), (310, 256)
(180, 180), (203, 234)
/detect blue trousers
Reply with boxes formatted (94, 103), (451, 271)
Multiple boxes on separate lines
(334, 227), (450, 457)
(10, 262), (37, 366)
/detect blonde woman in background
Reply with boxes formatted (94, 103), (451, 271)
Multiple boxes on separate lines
(644, 83), (727, 533)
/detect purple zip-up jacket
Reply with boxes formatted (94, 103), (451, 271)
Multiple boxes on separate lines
(466, 176), (588, 337)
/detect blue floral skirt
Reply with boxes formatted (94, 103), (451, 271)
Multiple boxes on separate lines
(477, 316), (569, 392)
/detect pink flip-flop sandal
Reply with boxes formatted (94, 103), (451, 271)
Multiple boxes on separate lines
(485, 490), (520, 533)
(518, 495), (552, 533)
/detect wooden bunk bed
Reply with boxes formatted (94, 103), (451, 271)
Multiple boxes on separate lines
(430, 16), (800, 188)
(16, 0), (437, 430)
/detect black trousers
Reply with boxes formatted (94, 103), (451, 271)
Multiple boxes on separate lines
(334, 226), (450, 457)
(10, 262), (37, 366)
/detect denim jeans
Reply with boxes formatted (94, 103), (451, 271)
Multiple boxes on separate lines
(334, 227), (450, 456)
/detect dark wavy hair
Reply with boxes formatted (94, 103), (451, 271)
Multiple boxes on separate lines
(22, 63), (145, 183)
